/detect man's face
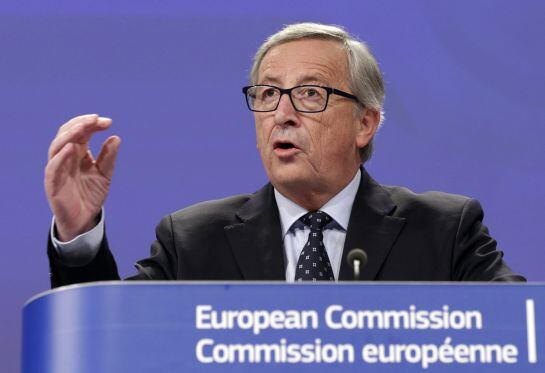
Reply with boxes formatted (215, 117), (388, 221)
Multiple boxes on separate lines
(254, 39), (376, 202)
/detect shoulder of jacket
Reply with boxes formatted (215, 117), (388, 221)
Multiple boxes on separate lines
(380, 184), (474, 216)
(169, 193), (252, 220)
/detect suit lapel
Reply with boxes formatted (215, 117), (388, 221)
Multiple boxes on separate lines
(338, 169), (406, 281)
(224, 184), (286, 280)
(223, 169), (406, 282)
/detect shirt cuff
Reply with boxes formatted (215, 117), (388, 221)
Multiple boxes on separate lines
(50, 209), (105, 266)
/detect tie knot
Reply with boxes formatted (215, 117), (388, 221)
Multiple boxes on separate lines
(300, 211), (332, 231)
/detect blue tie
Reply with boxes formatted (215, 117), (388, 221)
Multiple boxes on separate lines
(294, 211), (335, 282)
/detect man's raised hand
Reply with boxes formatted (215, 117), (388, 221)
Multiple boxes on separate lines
(45, 114), (121, 241)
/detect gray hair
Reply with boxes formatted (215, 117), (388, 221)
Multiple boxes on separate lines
(250, 22), (385, 163)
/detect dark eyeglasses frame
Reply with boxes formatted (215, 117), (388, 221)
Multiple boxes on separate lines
(242, 84), (362, 113)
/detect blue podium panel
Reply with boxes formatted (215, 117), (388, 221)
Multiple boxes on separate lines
(23, 283), (544, 373)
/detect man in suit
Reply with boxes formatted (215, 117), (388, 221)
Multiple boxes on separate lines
(45, 23), (524, 287)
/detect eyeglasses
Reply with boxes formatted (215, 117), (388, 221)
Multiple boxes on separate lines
(242, 84), (361, 113)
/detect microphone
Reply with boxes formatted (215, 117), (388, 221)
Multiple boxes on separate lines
(346, 248), (368, 281)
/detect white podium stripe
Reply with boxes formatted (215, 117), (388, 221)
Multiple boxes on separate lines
(526, 299), (537, 363)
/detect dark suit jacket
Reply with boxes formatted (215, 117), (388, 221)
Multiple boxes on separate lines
(48, 169), (525, 287)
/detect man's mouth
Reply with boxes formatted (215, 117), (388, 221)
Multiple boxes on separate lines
(274, 141), (296, 150)
(273, 140), (300, 157)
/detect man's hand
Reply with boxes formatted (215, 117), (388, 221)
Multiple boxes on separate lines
(45, 114), (121, 241)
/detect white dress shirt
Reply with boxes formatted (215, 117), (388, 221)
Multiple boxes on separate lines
(52, 170), (361, 280)
(51, 208), (105, 265)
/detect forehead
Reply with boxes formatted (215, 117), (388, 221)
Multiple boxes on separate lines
(257, 38), (348, 86)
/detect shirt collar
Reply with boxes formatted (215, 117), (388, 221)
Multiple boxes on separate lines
(274, 169), (361, 237)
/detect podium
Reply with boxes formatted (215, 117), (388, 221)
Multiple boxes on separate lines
(23, 282), (544, 372)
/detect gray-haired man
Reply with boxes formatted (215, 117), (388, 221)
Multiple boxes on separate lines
(45, 23), (524, 285)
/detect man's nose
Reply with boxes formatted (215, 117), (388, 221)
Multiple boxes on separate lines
(274, 93), (298, 126)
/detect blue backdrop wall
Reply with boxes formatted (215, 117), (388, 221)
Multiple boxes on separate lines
(1, 1), (544, 371)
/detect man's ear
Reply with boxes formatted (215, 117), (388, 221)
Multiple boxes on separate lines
(356, 107), (380, 149)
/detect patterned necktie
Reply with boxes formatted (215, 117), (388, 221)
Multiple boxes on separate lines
(295, 211), (335, 282)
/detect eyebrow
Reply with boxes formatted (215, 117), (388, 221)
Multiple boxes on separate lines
(259, 74), (331, 87)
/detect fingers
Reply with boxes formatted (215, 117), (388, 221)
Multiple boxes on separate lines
(96, 136), (121, 180)
(57, 114), (97, 135)
(48, 115), (113, 161)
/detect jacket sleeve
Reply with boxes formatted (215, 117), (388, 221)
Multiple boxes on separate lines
(48, 215), (178, 288)
(451, 198), (526, 282)
(48, 230), (121, 288)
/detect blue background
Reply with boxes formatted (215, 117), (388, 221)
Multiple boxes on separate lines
(1, 1), (544, 371)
